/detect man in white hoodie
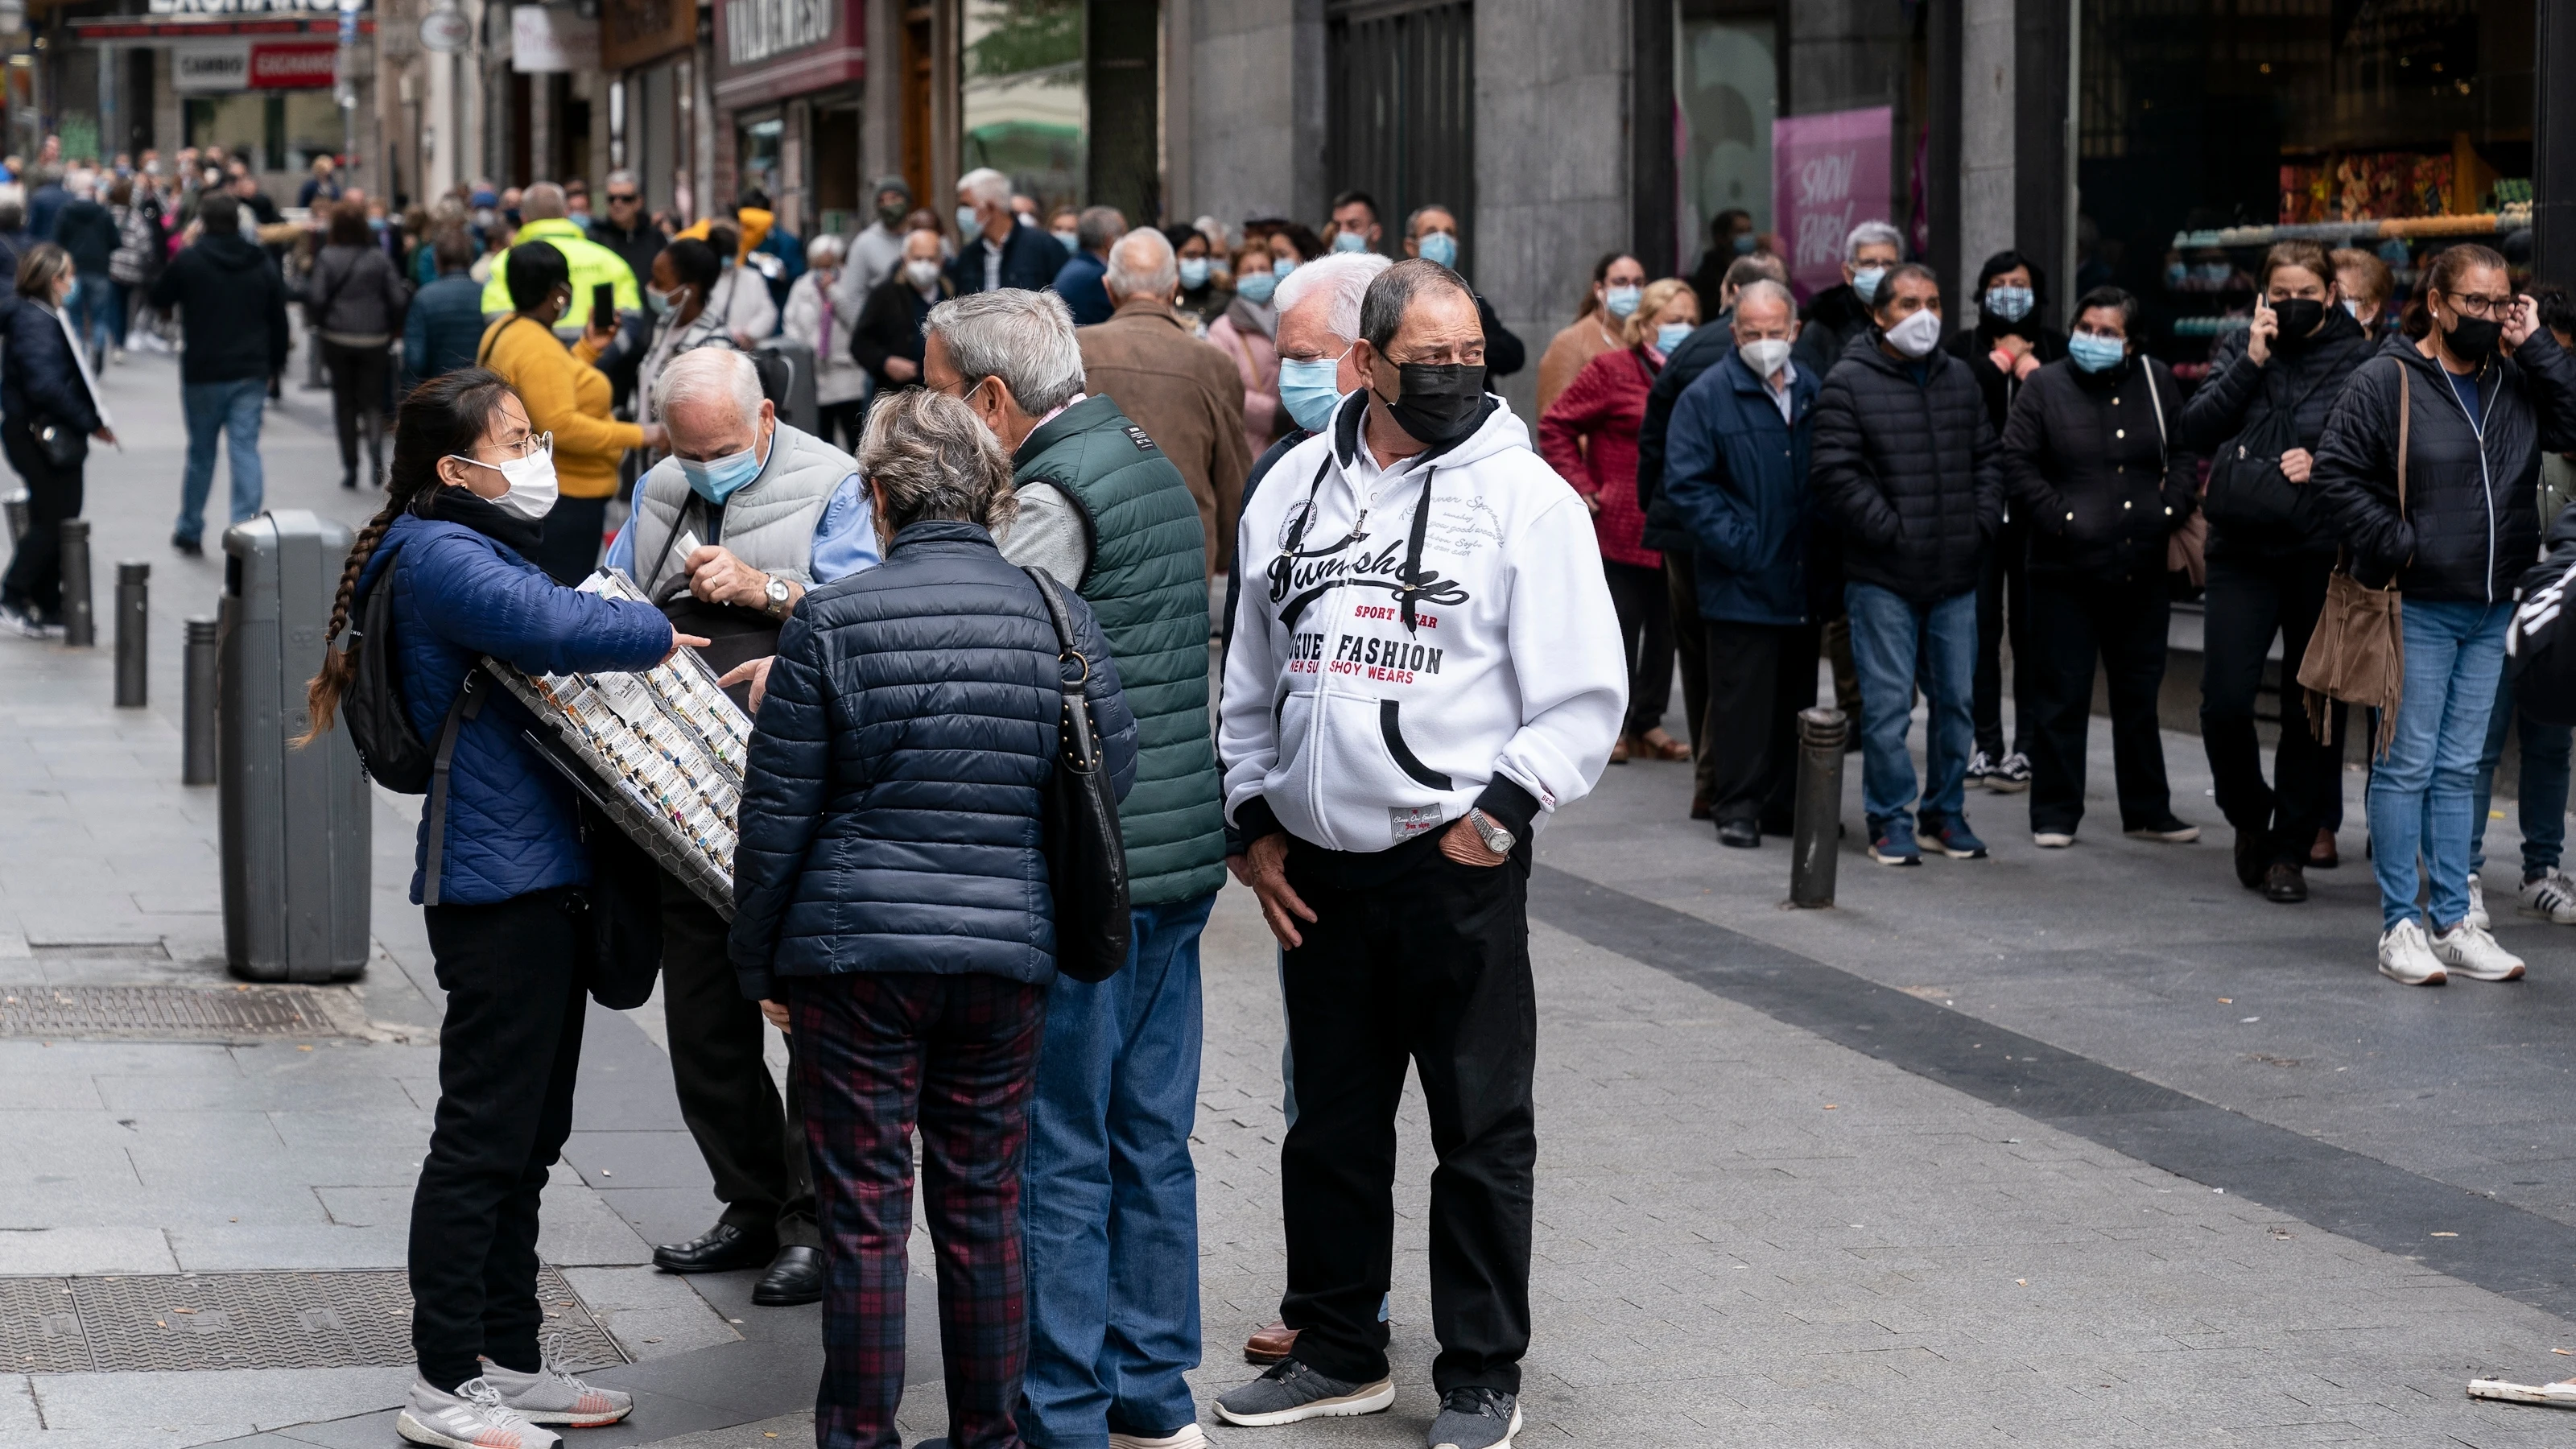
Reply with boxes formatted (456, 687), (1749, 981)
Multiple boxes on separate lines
(1214, 259), (1625, 1449)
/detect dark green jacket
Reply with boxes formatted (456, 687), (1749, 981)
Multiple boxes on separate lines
(1013, 395), (1227, 905)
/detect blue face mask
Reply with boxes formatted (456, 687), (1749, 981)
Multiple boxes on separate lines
(1984, 285), (2033, 323)
(1604, 285), (1642, 319)
(1235, 270), (1277, 304)
(1418, 231), (1459, 269)
(2066, 332), (2127, 373)
(1331, 229), (1370, 254)
(955, 204), (980, 237)
(1655, 322), (1694, 354)
(1732, 232), (1757, 255)
(1851, 266), (1887, 303)
(1273, 257), (1297, 279)
(679, 435), (766, 503)
(1179, 256), (1210, 289)
(1278, 354), (1348, 434)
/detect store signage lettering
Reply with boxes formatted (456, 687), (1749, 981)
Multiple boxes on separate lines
(1772, 105), (1893, 301)
(726, 0), (831, 67)
(172, 41), (250, 91)
(150, 0), (358, 14)
(250, 43), (336, 86)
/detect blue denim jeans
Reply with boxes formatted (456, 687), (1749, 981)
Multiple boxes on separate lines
(2369, 598), (2512, 931)
(1023, 892), (1215, 1446)
(1844, 581), (1978, 837)
(175, 378), (269, 545)
(64, 274), (108, 361)
(2471, 663), (2574, 878)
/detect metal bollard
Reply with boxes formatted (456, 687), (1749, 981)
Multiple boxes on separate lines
(1790, 707), (1848, 908)
(184, 617), (219, 785)
(114, 562), (151, 707)
(57, 519), (93, 647)
(2, 489), (26, 544)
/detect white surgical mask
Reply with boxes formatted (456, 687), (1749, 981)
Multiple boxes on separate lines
(903, 258), (942, 289)
(452, 438), (559, 520)
(1884, 308), (1943, 359)
(1738, 337), (1791, 378)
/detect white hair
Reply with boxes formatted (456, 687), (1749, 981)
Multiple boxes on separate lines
(806, 233), (845, 268)
(1104, 228), (1177, 300)
(1844, 221), (1904, 264)
(956, 167), (1010, 208)
(604, 168), (640, 192)
(1274, 251), (1392, 341)
(653, 348), (764, 430)
(1732, 279), (1796, 320)
(925, 289), (1086, 416)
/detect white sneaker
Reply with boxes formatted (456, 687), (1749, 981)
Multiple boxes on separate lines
(0, 603), (51, 639)
(2519, 869), (2576, 924)
(2033, 830), (2074, 848)
(2431, 919), (2526, 981)
(1109, 1428), (1210, 1449)
(2467, 877), (2491, 931)
(478, 1358), (633, 1426)
(2377, 919), (2447, 987)
(395, 1377), (563, 1449)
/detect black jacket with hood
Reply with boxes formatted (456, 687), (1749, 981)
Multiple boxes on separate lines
(2000, 353), (2197, 583)
(1813, 331), (2005, 602)
(2314, 328), (2576, 602)
(2180, 303), (2372, 559)
(148, 231), (291, 384)
(1790, 281), (1876, 382)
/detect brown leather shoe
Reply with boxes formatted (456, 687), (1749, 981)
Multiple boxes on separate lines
(1244, 1320), (1298, 1364)
(2310, 828), (2340, 869)
(1689, 793), (1713, 821)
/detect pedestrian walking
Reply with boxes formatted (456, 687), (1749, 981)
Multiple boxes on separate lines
(588, 171), (665, 292)
(310, 201), (411, 490)
(2315, 244), (2576, 985)
(50, 173), (116, 372)
(778, 234), (868, 449)
(1997, 285), (2199, 848)
(1076, 229), (1254, 577)
(149, 192), (288, 557)
(105, 175), (165, 360)
(1216, 258), (1624, 1448)
(1535, 251), (1646, 417)
(1814, 262), (2005, 865)
(1538, 276), (1698, 765)
(601, 348), (880, 1305)
(850, 226), (950, 406)
(2181, 239), (2371, 902)
(403, 226), (488, 386)
(949, 167), (1063, 296)
(728, 388), (1137, 1449)
(1792, 221), (1904, 380)
(0, 245), (114, 639)
(1659, 278), (1822, 847)
(303, 370), (672, 1449)
(479, 184), (642, 336)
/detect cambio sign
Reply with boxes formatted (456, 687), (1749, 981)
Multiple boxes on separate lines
(725, 0), (832, 67)
(1771, 105), (1893, 301)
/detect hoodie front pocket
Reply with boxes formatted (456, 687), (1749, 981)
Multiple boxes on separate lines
(1311, 688), (1454, 848)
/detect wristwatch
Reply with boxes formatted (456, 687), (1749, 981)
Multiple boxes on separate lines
(1467, 807), (1516, 857)
(762, 573), (794, 619)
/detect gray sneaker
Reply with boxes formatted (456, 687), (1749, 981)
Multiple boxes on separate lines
(394, 1377), (563, 1449)
(1427, 1387), (1521, 1449)
(479, 1357), (634, 1426)
(1212, 1357), (1395, 1427)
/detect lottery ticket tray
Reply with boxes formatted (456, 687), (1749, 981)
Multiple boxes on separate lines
(482, 568), (749, 920)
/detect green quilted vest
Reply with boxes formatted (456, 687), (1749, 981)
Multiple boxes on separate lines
(1013, 395), (1226, 906)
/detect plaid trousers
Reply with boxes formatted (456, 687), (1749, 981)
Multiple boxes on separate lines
(790, 970), (1049, 1449)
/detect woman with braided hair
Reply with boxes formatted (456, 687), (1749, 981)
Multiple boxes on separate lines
(302, 368), (691, 1449)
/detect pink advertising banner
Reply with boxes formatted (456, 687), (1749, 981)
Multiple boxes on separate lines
(1772, 105), (1893, 301)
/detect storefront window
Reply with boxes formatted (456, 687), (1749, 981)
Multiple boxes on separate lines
(1675, 5), (1775, 267)
(184, 91), (340, 175)
(960, 0), (1084, 217)
(738, 114), (782, 202)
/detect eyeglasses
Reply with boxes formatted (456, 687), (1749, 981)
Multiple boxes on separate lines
(606, 192), (641, 205)
(496, 431), (553, 461)
(2438, 289), (2513, 318)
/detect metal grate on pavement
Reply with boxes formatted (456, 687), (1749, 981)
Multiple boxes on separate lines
(0, 985), (349, 1040)
(0, 1268), (625, 1373)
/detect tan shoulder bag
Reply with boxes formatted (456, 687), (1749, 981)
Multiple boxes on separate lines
(2295, 361), (2408, 758)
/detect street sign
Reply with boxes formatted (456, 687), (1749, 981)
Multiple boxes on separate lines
(417, 7), (468, 52)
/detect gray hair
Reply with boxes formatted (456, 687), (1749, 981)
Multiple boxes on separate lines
(604, 168), (640, 193)
(653, 347), (764, 428)
(1358, 258), (1476, 355)
(1274, 251), (1392, 342)
(1104, 227), (1175, 300)
(956, 167), (1010, 209)
(925, 289), (1086, 415)
(1844, 220), (1904, 264)
(519, 182), (566, 221)
(1075, 205), (1125, 255)
(1732, 279), (1795, 321)
(806, 233), (845, 269)
(857, 389), (1018, 537)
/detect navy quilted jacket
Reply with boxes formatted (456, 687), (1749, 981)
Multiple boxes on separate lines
(355, 513), (674, 905)
(727, 520), (1139, 998)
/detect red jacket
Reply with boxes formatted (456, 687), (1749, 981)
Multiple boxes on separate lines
(1538, 345), (1662, 568)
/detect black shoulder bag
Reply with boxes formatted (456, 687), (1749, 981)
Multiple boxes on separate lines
(2204, 341), (2359, 533)
(1022, 565), (1131, 983)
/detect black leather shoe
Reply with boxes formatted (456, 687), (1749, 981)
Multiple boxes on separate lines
(652, 1222), (776, 1274)
(2264, 862), (2309, 903)
(1716, 819), (1761, 849)
(752, 1245), (824, 1307)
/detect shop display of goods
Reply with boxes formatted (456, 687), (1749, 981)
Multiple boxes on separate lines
(2281, 151), (2455, 225)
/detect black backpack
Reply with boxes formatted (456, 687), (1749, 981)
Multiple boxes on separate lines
(339, 558), (488, 906)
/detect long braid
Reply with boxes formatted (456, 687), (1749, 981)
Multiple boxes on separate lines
(296, 502), (398, 744)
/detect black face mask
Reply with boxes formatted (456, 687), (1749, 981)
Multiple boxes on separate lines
(1381, 361), (1488, 446)
(878, 202), (906, 225)
(2271, 298), (2326, 349)
(2446, 312), (2504, 365)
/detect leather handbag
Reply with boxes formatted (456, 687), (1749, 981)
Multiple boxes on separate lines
(2295, 361), (2409, 758)
(1022, 565), (1132, 983)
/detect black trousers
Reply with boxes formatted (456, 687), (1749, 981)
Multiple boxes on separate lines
(1604, 558), (1674, 734)
(661, 869), (819, 1247)
(535, 493), (610, 586)
(2199, 548), (2347, 865)
(1278, 833), (1534, 1396)
(2026, 571), (2176, 835)
(1706, 619), (1821, 829)
(1665, 551), (1711, 798)
(0, 419), (82, 618)
(321, 339), (389, 482)
(1973, 518), (2035, 758)
(411, 887), (590, 1390)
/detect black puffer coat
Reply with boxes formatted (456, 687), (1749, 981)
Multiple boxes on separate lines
(2000, 355), (2197, 583)
(2314, 330), (2576, 602)
(2181, 305), (2372, 559)
(1634, 319), (1732, 553)
(727, 520), (1139, 998)
(1813, 332), (2004, 602)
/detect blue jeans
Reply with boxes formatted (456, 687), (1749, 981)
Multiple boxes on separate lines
(64, 274), (108, 360)
(2369, 598), (2511, 931)
(1023, 892), (1215, 1446)
(2471, 663), (2574, 878)
(175, 378), (268, 545)
(1845, 581), (1978, 836)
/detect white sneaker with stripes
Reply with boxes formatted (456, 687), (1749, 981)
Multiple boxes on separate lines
(2520, 869), (2576, 925)
(395, 1377), (564, 1449)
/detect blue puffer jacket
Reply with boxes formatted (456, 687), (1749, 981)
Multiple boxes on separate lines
(354, 512), (673, 905)
(1662, 349), (1823, 625)
(2, 300), (101, 436)
(729, 520), (1139, 997)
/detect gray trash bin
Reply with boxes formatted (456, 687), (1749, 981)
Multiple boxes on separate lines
(219, 510), (370, 982)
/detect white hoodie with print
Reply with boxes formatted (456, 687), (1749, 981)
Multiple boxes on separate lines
(1220, 389), (1628, 854)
